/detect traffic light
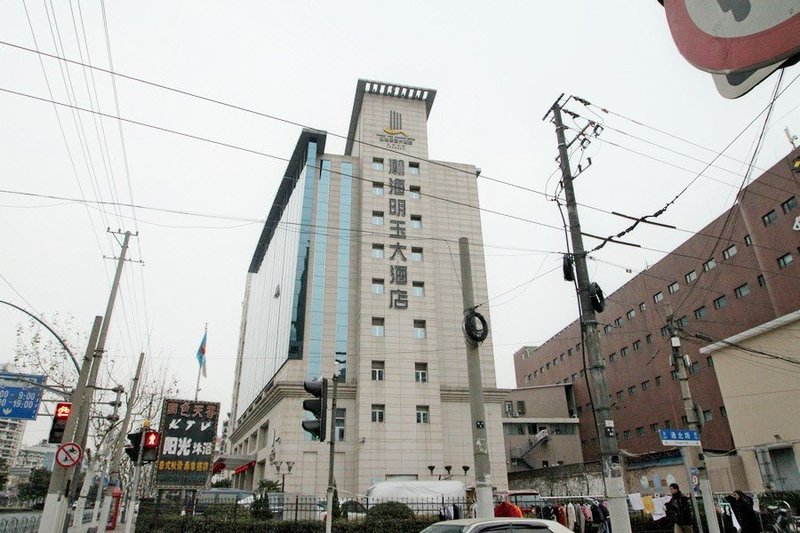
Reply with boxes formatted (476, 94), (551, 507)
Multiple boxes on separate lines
(141, 430), (161, 463)
(48, 402), (72, 444)
(125, 431), (142, 462)
(301, 378), (327, 442)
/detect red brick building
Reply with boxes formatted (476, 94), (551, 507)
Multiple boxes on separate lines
(515, 148), (800, 461)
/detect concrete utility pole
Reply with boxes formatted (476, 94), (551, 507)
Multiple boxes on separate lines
(667, 310), (720, 533)
(324, 376), (338, 533)
(99, 352), (145, 529)
(549, 98), (632, 533)
(40, 230), (134, 533)
(38, 316), (101, 533)
(458, 237), (493, 519)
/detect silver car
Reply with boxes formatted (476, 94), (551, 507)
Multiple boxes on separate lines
(421, 518), (575, 532)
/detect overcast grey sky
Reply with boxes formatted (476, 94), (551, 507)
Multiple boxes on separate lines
(1, 1), (798, 445)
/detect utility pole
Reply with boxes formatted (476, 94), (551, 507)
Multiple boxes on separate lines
(99, 352), (145, 530)
(667, 309), (720, 533)
(40, 230), (133, 533)
(549, 97), (632, 533)
(324, 375), (338, 533)
(458, 237), (493, 519)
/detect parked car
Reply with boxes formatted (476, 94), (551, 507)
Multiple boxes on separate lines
(420, 518), (573, 533)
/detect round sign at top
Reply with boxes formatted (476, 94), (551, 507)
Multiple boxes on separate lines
(664, 0), (800, 73)
(55, 441), (83, 468)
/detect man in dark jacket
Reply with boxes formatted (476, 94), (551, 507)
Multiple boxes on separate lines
(724, 490), (760, 533)
(667, 483), (694, 533)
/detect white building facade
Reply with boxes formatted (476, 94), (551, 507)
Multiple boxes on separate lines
(227, 80), (508, 496)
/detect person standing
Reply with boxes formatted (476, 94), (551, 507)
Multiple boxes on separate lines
(667, 483), (694, 533)
(724, 490), (760, 533)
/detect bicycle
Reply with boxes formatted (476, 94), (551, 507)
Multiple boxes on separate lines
(764, 501), (800, 533)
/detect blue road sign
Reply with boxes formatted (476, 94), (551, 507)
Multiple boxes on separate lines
(659, 428), (701, 447)
(0, 372), (47, 420)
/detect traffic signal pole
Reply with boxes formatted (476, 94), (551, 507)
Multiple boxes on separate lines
(324, 376), (338, 533)
(549, 99), (632, 533)
(124, 419), (148, 533)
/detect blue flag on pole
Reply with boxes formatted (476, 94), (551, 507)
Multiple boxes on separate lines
(196, 332), (207, 378)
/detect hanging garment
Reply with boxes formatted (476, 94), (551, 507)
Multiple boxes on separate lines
(557, 504), (568, 526)
(567, 502), (577, 530)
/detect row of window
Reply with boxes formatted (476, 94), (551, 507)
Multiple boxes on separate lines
(371, 244), (424, 261)
(762, 195), (797, 226)
(372, 182), (422, 198)
(371, 211), (423, 228)
(370, 318), (427, 338)
(372, 279), (425, 295)
(370, 404), (430, 424)
(372, 158), (421, 175)
(371, 360), (429, 382)
(504, 423), (576, 436)
(619, 407), (725, 440)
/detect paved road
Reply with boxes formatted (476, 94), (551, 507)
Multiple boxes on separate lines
(0, 511), (42, 532)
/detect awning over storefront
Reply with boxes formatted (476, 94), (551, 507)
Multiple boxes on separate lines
(212, 453), (256, 473)
(234, 461), (256, 475)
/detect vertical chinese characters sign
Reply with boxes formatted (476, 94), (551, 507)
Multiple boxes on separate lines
(387, 156), (409, 311)
(153, 399), (220, 489)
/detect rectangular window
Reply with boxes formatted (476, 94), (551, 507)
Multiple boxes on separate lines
(413, 319), (427, 339)
(641, 380), (650, 391)
(621, 346), (629, 357)
(410, 215), (422, 229)
(639, 302), (647, 312)
(690, 361), (701, 374)
(371, 404), (385, 423)
(707, 356), (714, 368)
(628, 385), (637, 396)
(416, 406), (430, 424)
(723, 245), (738, 260)
(371, 210), (384, 225)
(371, 361), (385, 381)
(664, 419), (672, 429)
(560, 353), (565, 362)
(517, 401), (526, 415)
(650, 423), (659, 433)
(744, 234), (752, 247)
(412, 281), (425, 297)
(616, 390), (624, 401)
(415, 362), (428, 383)
(646, 334), (653, 344)
(653, 291), (664, 303)
(623, 430), (631, 440)
(604, 324), (612, 334)
(661, 326), (670, 337)
(671, 369), (679, 380)
(614, 317), (623, 327)
(567, 348), (573, 357)
(371, 244), (384, 259)
(655, 375), (663, 386)
(546, 362), (551, 370)
(411, 247), (423, 262)
(372, 278), (385, 294)
(694, 306), (707, 319)
(668, 282), (680, 294)
(778, 253), (794, 269)
(685, 270), (697, 283)
(734, 283), (750, 298)
(408, 162), (420, 175)
(763, 209), (777, 225)
(636, 426), (645, 436)
(335, 408), (346, 441)
(633, 340), (641, 351)
(409, 185), (421, 199)
(758, 274), (766, 287)
(720, 406), (727, 418)
(703, 258), (717, 272)
(371, 317), (385, 337)
(677, 315), (688, 328)
(372, 182), (384, 195)
(609, 353), (616, 364)
(372, 157), (384, 171)
(713, 295), (728, 309)
(782, 196), (798, 214)
(571, 373), (577, 382)
(627, 309), (636, 320)
(702, 409), (713, 422)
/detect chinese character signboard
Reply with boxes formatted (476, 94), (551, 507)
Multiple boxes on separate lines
(0, 372), (46, 421)
(658, 429), (701, 447)
(153, 399), (220, 489)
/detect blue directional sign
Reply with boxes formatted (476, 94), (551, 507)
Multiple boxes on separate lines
(0, 372), (47, 420)
(659, 428), (701, 447)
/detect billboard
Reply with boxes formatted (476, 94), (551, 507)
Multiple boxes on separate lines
(153, 399), (220, 489)
(0, 372), (46, 421)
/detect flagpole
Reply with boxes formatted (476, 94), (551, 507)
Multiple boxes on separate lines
(195, 323), (207, 401)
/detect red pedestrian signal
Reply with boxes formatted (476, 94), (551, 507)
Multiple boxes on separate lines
(141, 430), (161, 463)
(49, 402), (73, 443)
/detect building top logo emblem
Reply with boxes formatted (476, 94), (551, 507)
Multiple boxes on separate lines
(378, 111), (415, 150)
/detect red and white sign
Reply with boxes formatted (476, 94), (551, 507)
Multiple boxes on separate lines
(663, 0), (800, 74)
(55, 441), (83, 468)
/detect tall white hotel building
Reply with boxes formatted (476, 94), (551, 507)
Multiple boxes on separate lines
(227, 80), (509, 495)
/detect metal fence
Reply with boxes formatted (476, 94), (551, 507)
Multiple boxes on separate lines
(0, 513), (41, 533)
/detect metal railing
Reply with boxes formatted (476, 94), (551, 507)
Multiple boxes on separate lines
(0, 513), (41, 533)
